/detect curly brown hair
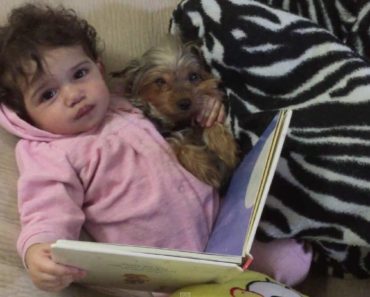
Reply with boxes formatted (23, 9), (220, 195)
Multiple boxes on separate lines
(0, 3), (101, 119)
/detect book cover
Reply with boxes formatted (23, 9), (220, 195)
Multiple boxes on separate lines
(51, 109), (292, 292)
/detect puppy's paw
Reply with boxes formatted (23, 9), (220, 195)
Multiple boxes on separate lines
(168, 137), (224, 188)
(203, 123), (239, 169)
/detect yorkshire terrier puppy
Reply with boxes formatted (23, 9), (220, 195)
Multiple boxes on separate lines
(112, 36), (238, 190)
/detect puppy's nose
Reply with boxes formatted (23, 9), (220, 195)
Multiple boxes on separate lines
(177, 98), (192, 110)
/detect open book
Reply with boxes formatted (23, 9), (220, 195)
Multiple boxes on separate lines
(51, 110), (292, 292)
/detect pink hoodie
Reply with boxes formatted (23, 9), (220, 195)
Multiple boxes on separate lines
(0, 98), (219, 263)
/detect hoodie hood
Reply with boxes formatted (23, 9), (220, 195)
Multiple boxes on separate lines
(0, 104), (63, 142)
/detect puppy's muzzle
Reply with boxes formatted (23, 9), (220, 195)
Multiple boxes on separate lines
(177, 98), (192, 110)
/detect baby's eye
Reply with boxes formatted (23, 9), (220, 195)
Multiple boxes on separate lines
(40, 89), (57, 102)
(154, 77), (166, 87)
(188, 72), (201, 83)
(74, 68), (88, 79)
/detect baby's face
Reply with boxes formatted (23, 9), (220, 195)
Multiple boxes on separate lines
(22, 45), (110, 135)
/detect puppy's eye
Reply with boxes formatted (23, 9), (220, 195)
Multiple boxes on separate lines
(188, 72), (201, 83)
(154, 78), (166, 87)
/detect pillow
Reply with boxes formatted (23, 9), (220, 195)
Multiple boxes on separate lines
(170, 271), (308, 297)
(170, 0), (370, 277)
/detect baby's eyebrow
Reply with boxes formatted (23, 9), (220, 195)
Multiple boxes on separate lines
(70, 60), (90, 72)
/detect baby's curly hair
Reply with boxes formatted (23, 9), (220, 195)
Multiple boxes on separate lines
(0, 3), (101, 119)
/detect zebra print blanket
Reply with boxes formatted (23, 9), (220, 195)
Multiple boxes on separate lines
(170, 0), (370, 277)
(258, 0), (370, 61)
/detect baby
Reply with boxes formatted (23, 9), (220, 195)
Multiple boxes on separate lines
(0, 3), (223, 292)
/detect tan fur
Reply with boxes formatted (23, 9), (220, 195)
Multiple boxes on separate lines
(112, 36), (239, 189)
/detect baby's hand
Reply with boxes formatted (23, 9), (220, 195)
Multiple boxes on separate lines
(25, 243), (86, 292)
(196, 95), (226, 127)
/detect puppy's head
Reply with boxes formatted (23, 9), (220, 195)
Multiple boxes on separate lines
(113, 36), (222, 125)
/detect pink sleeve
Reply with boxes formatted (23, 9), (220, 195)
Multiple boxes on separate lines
(15, 141), (85, 264)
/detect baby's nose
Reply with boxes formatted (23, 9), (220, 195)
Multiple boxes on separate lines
(64, 87), (85, 107)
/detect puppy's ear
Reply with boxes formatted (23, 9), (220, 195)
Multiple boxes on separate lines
(110, 59), (141, 97)
(185, 41), (212, 74)
(185, 41), (202, 59)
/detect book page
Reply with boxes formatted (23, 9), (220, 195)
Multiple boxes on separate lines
(243, 110), (292, 255)
(205, 110), (291, 256)
(54, 240), (240, 263)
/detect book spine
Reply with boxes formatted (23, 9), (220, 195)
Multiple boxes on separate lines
(242, 255), (254, 271)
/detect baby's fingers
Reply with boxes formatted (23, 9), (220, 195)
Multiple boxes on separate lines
(203, 99), (225, 127)
(41, 261), (86, 283)
(38, 274), (74, 292)
(196, 98), (212, 125)
(216, 104), (226, 123)
(44, 259), (83, 275)
(206, 100), (225, 127)
(36, 266), (85, 292)
(197, 97), (222, 127)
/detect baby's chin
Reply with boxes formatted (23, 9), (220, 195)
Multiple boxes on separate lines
(46, 120), (102, 135)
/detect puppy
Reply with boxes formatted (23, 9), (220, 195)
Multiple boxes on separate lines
(112, 36), (238, 190)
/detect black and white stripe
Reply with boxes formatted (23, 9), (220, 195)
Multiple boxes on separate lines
(258, 0), (370, 60)
(170, 0), (370, 277)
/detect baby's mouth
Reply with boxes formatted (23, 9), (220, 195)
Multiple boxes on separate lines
(75, 105), (95, 120)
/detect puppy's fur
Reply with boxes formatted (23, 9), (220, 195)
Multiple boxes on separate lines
(112, 36), (238, 190)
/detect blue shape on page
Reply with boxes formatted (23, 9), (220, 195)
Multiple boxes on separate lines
(205, 116), (277, 256)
